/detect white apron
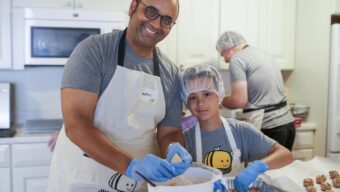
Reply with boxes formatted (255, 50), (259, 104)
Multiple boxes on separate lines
(195, 116), (243, 177)
(48, 29), (165, 192)
(242, 103), (264, 130)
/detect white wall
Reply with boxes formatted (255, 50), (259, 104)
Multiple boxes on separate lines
(286, 0), (332, 156)
(0, 67), (63, 125)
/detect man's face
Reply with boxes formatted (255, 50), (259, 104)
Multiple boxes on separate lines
(221, 48), (234, 63)
(186, 78), (220, 121)
(128, 0), (178, 50)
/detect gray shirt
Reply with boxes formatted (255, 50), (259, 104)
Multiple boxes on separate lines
(229, 46), (294, 129)
(61, 30), (182, 127)
(183, 118), (276, 174)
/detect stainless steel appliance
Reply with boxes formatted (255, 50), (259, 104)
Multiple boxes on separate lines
(12, 8), (126, 69)
(0, 82), (15, 137)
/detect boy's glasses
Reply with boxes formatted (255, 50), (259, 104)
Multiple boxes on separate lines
(138, 0), (176, 29)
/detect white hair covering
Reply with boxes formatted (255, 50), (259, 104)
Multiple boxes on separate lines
(179, 64), (225, 105)
(216, 31), (247, 53)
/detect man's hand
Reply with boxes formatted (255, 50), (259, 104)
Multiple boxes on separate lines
(234, 160), (268, 192)
(166, 142), (192, 175)
(125, 154), (176, 182)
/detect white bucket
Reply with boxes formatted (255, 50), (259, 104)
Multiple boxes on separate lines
(147, 166), (222, 192)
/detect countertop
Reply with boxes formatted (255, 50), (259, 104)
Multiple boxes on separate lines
(297, 122), (316, 131)
(0, 128), (51, 144)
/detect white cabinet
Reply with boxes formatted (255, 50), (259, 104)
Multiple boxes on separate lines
(0, 144), (11, 192)
(219, 0), (296, 70)
(157, 26), (178, 65)
(12, 0), (130, 12)
(0, 137), (52, 192)
(0, 168), (11, 192)
(0, 0), (12, 69)
(292, 125), (316, 161)
(0, 145), (10, 167)
(11, 143), (52, 192)
(175, 0), (220, 68)
(13, 166), (50, 192)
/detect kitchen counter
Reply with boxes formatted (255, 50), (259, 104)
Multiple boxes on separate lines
(0, 128), (50, 144)
(266, 156), (340, 191)
(297, 122), (316, 131)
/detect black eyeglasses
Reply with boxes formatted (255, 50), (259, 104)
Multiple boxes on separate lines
(138, 0), (176, 29)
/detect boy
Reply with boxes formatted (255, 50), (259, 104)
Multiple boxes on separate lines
(179, 64), (293, 192)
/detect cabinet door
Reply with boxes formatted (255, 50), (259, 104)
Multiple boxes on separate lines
(0, 0), (12, 69)
(157, 26), (178, 65)
(13, 166), (50, 192)
(176, 0), (220, 68)
(257, 0), (296, 70)
(75, 0), (130, 12)
(220, 0), (296, 70)
(12, 0), (73, 9)
(0, 145), (10, 167)
(13, 0), (131, 11)
(12, 143), (52, 167)
(0, 168), (11, 192)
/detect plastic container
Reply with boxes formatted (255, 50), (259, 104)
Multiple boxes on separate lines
(148, 164), (222, 192)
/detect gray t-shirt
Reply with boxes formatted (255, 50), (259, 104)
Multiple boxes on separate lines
(61, 30), (182, 127)
(183, 118), (276, 174)
(229, 46), (294, 129)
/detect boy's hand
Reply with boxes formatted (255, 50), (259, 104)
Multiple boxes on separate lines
(166, 142), (192, 175)
(234, 160), (268, 192)
(125, 154), (176, 182)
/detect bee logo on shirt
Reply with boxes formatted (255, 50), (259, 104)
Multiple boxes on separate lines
(204, 147), (232, 170)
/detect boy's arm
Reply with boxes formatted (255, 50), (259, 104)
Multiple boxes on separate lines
(261, 143), (293, 169)
(234, 144), (293, 192)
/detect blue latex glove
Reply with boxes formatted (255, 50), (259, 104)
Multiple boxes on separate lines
(213, 179), (226, 192)
(125, 154), (176, 182)
(234, 160), (269, 192)
(166, 142), (192, 175)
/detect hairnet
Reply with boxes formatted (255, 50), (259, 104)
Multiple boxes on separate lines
(179, 64), (225, 105)
(216, 31), (247, 53)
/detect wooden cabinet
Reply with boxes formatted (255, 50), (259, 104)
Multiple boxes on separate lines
(219, 0), (296, 70)
(292, 124), (316, 161)
(0, 0), (12, 69)
(12, 0), (130, 12)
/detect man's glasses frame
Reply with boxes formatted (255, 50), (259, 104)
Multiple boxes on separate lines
(138, 0), (176, 29)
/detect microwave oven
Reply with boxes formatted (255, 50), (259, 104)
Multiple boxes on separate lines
(12, 8), (126, 69)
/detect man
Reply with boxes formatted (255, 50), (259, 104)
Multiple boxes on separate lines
(216, 31), (296, 151)
(47, 0), (192, 191)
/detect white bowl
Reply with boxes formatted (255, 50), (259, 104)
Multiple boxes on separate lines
(147, 166), (222, 192)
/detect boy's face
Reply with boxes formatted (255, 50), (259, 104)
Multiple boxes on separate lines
(186, 78), (220, 121)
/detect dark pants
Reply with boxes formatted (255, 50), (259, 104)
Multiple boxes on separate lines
(261, 122), (296, 151)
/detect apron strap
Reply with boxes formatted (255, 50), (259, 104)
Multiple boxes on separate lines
(243, 100), (287, 113)
(220, 117), (241, 168)
(195, 117), (241, 168)
(117, 28), (160, 77)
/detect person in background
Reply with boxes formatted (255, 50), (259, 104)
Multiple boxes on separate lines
(47, 131), (59, 151)
(216, 31), (296, 151)
(47, 0), (192, 191)
(179, 64), (293, 192)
